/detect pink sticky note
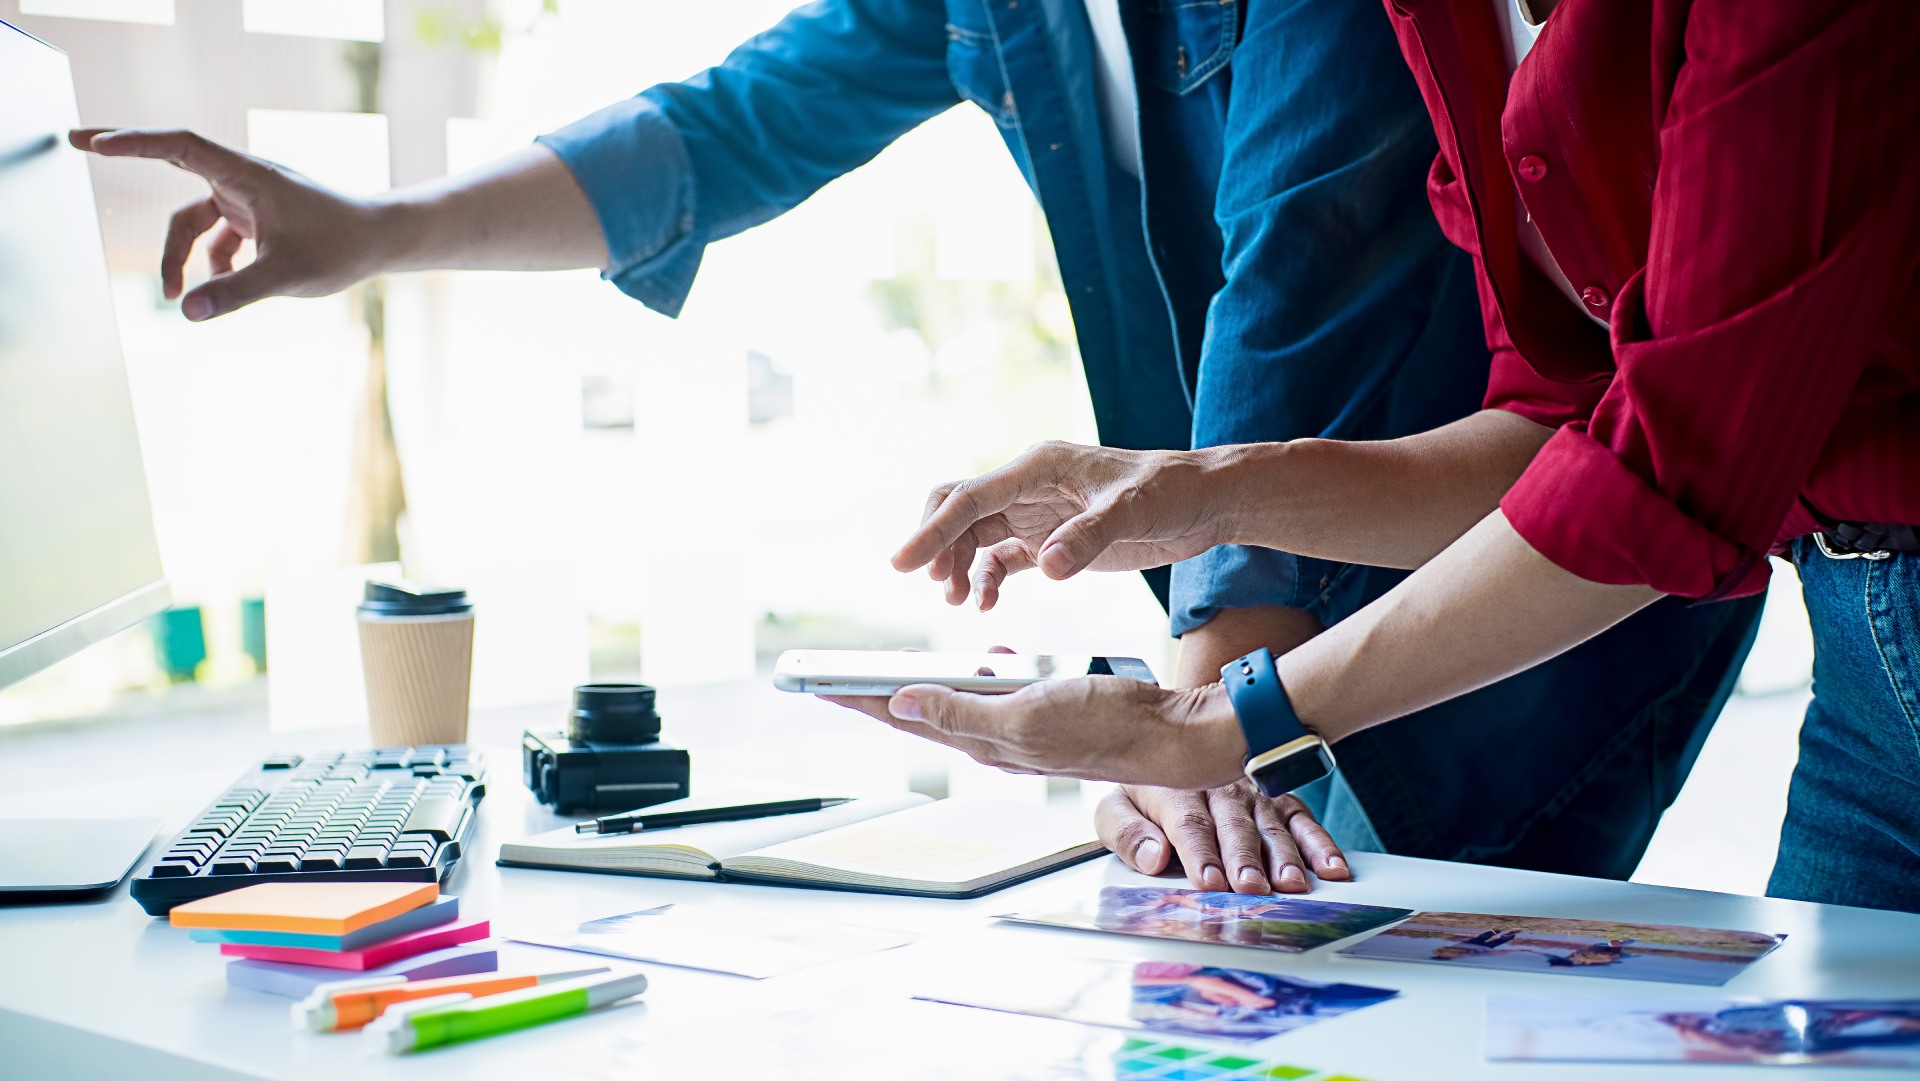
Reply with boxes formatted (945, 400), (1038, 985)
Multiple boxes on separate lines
(219, 917), (489, 970)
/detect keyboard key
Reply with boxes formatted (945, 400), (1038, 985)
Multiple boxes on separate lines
(254, 856), (301, 874)
(400, 797), (465, 843)
(149, 861), (197, 878)
(210, 857), (255, 875)
(384, 849), (431, 869)
(344, 846), (388, 869)
(299, 852), (344, 872)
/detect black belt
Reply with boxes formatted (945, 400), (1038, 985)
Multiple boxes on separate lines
(1814, 520), (1920, 560)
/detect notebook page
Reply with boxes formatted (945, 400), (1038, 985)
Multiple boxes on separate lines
(500, 791), (931, 869)
(727, 798), (1099, 886)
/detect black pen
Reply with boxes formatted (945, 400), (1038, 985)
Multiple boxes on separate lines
(574, 797), (855, 835)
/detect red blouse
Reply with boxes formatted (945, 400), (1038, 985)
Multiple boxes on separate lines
(1384, 0), (1920, 599)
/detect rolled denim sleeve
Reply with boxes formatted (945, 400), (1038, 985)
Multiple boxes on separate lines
(537, 0), (959, 317)
(538, 98), (701, 317)
(1169, 0), (1488, 636)
(1172, 545), (1340, 635)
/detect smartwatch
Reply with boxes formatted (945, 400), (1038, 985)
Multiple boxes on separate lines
(1220, 647), (1336, 798)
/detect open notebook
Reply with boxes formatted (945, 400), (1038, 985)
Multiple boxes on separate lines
(496, 792), (1105, 898)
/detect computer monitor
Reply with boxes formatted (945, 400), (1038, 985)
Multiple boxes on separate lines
(0, 20), (170, 694)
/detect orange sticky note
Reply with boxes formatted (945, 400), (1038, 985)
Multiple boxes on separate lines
(169, 882), (438, 935)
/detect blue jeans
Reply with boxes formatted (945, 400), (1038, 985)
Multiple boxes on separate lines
(1768, 539), (1920, 914)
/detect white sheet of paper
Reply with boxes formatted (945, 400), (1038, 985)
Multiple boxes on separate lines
(507, 903), (913, 979)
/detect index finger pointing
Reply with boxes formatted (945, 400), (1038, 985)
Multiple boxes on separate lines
(892, 473), (1024, 573)
(69, 128), (115, 151)
(83, 128), (256, 185)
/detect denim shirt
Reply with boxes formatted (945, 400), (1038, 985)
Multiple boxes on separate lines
(538, 0), (1489, 635)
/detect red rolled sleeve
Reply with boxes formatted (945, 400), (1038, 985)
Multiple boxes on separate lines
(1499, 1), (1920, 598)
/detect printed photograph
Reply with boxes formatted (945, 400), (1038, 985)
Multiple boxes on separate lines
(1000, 886), (1413, 953)
(917, 957), (1399, 1043)
(1338, 911), (1784, 986)
(1487, 995), (1920, 1067)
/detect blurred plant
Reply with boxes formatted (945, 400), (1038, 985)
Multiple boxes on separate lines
(341, 40), (406, 565)
(413, 0), (560, 54)
(867, 211), (1073, 388)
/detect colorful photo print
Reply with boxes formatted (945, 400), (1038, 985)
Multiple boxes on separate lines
(1338, 911), (1784, 986)
(917, 957), (1398, 1043)
(1000, 886), (1413, 953)
(1487, 995), (1920, 1067)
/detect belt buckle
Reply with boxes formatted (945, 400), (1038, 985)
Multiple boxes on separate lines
(1814, 532), (1893, 561)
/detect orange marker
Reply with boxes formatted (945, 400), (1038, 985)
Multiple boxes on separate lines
(296, 967), (610, 1032)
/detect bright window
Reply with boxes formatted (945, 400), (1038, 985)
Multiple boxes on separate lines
(241, 0), (384, 43)
(17, 0), (172, 25)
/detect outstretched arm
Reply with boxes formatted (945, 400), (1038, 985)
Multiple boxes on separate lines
(74, 0), (962, 321)
(69, 132), (603, 320)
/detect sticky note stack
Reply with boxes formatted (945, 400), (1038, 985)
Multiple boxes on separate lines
(170, 882), (496, 998)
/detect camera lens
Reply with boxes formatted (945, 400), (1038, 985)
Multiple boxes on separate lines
(568, 682), (661, 744)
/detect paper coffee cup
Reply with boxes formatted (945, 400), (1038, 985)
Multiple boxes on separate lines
(357, 582), (475, 748)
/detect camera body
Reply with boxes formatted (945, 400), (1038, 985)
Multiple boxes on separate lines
(522, 683), (691, 814)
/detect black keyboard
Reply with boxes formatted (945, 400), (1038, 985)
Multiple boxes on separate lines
(129, 746), (486, 916)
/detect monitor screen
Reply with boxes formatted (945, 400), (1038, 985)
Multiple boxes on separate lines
(0, 22), (168, 689)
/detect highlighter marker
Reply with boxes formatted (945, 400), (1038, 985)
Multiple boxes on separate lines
(296, 968), (611, 1032)
(365, 971), (650, 1053)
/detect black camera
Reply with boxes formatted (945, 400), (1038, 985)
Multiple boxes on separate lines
(522, 683), (691, 813)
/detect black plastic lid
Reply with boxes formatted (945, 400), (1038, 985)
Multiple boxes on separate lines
(358, 580), (472, 616)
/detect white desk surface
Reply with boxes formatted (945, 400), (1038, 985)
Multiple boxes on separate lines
(3, 685), (1918, 1081)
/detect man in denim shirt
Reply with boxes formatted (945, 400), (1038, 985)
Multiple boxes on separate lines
(82, 0), (1760, 891)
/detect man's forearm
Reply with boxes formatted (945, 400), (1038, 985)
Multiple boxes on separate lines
(1275, 509), (1661, 744)
(1208, 410), (1551, 570)
(375, 145), (608, 275)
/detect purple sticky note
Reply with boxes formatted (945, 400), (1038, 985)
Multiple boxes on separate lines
(225, 942), (499, 998)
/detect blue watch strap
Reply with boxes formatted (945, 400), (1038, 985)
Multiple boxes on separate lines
(1221, 647), (1309, 760)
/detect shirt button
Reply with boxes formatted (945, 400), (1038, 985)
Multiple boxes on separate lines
(1517, 155), (1549, 182)
(1580, 285), (1611, 309)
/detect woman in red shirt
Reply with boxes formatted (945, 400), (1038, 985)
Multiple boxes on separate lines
(832, 0), (1920, 913)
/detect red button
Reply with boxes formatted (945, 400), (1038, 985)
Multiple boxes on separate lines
(1517, 155), (1549, 182)
(1580, 285), (1611, 309)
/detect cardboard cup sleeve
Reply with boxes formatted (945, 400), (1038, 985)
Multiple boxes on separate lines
(357, 612), (475, 747)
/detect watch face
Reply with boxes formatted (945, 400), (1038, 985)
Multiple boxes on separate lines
(1248, 742), (1335, 798)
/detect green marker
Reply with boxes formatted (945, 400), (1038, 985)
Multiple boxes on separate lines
(365, 970), (649, 1053)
